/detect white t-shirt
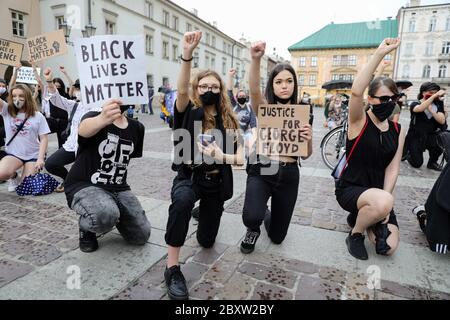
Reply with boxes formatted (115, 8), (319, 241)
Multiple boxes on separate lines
(1, 100), (50, 161)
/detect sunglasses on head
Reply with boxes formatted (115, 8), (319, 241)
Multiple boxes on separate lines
(370, 94), (400, 103)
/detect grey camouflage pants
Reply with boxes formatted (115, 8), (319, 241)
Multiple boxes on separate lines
(71, 186), (151, 245)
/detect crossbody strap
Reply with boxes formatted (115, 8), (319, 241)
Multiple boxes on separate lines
(339, 118), (369, 178)
(6, 117), (29, 146)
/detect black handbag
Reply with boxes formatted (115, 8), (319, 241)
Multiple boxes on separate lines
(60, 103), (79, 143)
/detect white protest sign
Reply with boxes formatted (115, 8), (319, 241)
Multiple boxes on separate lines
(74, 35), (149, 108)
(15, 67), (41, 84)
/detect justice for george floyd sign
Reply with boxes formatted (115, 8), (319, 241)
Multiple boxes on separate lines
(0, 39), (23, 67)
(15, 67), (41, 85)
(74, 35), (149, 108)
(27, 30), (68, 63)
(257, 104), (310, 157)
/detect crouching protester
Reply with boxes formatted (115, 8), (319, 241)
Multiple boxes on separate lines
(64, 98), (151, 253)
(164, 31), (244, 300)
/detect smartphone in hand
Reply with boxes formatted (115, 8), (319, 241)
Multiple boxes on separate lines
(198, 134), (215, 146)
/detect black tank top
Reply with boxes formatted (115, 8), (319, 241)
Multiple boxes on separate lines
(341, 113), (400, 189)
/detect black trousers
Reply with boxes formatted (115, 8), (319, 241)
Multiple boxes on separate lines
(242, 163), (300, 244)
(45, 148), (76, 181)
(407, 129), (443, 168)
(165, 169), (225, 248)
(46, 117), (68, 149)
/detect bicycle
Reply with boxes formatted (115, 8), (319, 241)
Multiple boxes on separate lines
(320, 104), (348, 170)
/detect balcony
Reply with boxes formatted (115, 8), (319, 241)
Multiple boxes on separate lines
(432, 77), (450, 85)
(438, 53), (450, 62)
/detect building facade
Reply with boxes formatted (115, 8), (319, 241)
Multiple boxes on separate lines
(289, 19), (398, 106)
(0, 0), (42, 81)
(38, 0), (247, 91)
(395, 0), (450, 101)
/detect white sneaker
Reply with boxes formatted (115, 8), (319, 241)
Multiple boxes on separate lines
(7, 173), (20, 192)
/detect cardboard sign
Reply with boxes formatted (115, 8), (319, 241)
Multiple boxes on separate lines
(15, 67), (41, 85)
(74, 35), (149, 108)
(27, 30), (68, 63)
(0, 38), (23, 67)
(257, 104), (310, 157)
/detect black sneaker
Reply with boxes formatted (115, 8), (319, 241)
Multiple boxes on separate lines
(413, 206), (427, 234)
(371, 222), (392, 256)
(345, 232), (368, 260)
(191, 206), (200, 221)
(79, 229), (98, 253)
(427, 162), (443, 172)
(264, 208), (271, 234)
(240, 229), (260, 254)
(164, 265), (189, 300)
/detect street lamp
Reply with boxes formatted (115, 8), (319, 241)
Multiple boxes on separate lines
(60, 21), (72, 45)
(82, 23), (97, 38)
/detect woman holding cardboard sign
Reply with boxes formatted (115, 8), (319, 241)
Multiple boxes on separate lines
(239, 41), (313, 255)
(164, 31), (244, 300)
(334, 38), (406, 260)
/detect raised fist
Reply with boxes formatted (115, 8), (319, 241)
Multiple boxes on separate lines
(183, 31), (202, 56)
(377, 38), (401, 56)
(251, 41), (266, 60)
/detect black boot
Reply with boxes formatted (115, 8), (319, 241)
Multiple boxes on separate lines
(371, 222), (392, 256)
(164, 265), (189, 300)
(427, 161), (443, 172)
(79, 229), (98, 253)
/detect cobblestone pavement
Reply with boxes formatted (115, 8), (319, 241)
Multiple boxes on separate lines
(1, 107), (449, 300)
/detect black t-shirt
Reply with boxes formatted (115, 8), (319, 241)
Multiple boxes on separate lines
(410, 100), (445, 133)
(65, 111), (145, 206)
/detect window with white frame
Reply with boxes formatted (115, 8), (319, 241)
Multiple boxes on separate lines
(422, 65), (431, 79)
(162, 41), (169, 59)
(11, 10), (26, 37)
(163, 10), (170, 27)
(439, 65), (447, 78)
(205, 55), (210, 68)
(429, 17), (437, 32)
(212, 36), (216, 48)
(194, 51), (199, 68)
(223, 41), (226, 52)
(147, 74), (154, 87)
(55, 16), (65, 30)
(349, 55), (357, 66)
(311, 56), (317, 67)
(408, 19), (416, 32)
(172, 16), (179, 31)
(145, 34), (154, 54)
(186, 23), (192, 32)
(332, 55), (341, 66)
(402, 65), (410, 78)
(309, 74), (316, 86)
(446, 17), (450, 31)
(211, 57), (216, 70)
(105, 20), (115, 34)
(404, 43), (413, 56)
(206, 33), (210, 45)
(340, 55), (349, 66)
(299, 57), (306, 67)
(426, 42), (434, 56)
(442, 41), (450, 55)
(228, 44), (231, 55)
(222, 59), (227, 75)
(145, 2), (153, 19)
(172, 44), (179, 62)
(298, 74), (305, 85)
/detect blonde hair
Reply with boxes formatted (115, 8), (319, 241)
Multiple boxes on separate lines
(190, 69), (239, 133)
(7, 84), (37, 118)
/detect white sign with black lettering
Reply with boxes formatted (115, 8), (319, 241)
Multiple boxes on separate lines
(74, 35), (149, 108)
(15, 67), (41, 85)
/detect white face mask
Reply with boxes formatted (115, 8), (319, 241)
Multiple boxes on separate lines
(0, 87), (6, 95)
(13, 98), (25, 109)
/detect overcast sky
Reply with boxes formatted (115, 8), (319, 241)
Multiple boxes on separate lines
(172, 0), (448, 59)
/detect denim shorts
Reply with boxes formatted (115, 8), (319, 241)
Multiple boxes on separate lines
(6, 153), (37, 164)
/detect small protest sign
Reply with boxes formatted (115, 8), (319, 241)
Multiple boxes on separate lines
(0, 38), (23, 67)
(27, 30), (68, 63)
(15, 67), (41, 85)
(74, 35), (149, 108)
(257, 104), (310, 157)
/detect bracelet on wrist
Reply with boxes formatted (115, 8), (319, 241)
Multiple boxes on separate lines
(180, 55), (193, 62)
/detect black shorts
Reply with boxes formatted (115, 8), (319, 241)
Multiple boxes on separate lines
(335, 183), (399, 228)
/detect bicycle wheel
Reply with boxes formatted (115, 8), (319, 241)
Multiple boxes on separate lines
(321, 126), (346, 170)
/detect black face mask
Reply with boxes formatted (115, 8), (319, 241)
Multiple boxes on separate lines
(200, 91), (220, 106)
(237, 97), (247, 105)
(371, 101), (395, 122)
(120, 105), (131, 114)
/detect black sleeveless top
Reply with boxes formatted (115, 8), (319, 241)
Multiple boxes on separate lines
(341, 113), (401, 189)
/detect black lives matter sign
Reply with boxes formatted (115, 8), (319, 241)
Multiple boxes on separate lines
(74, 35), (149, 108)
(257, 104), (310, 157)
(27, 30), (68, 63)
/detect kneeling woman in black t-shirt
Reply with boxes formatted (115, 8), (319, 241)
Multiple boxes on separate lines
(164, 31), (243, 300)
(64, 99), (151, 253)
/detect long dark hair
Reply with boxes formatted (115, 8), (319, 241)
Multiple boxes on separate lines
(265, 63), (298, 104)
(53, 78), (69, 98)
(368, 77), (399, 97)
(418, 82), (440, 100)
